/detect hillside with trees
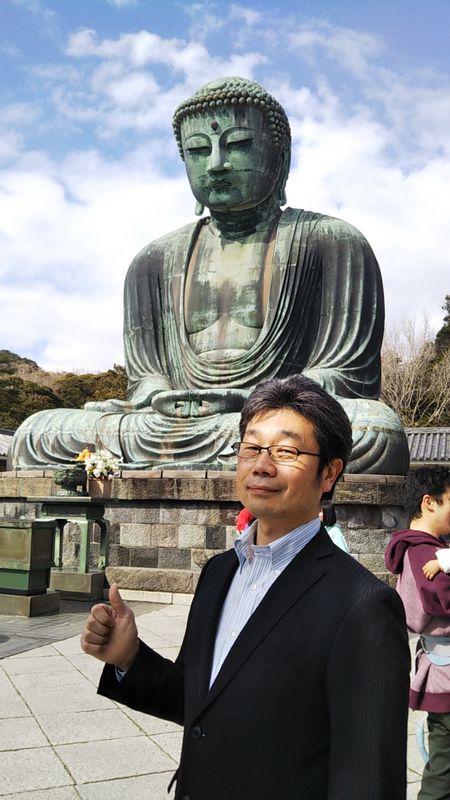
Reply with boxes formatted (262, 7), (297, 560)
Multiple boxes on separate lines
(0, 351), (127, 429)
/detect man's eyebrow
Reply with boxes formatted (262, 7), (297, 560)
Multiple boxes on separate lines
(245, 428), (304, 442)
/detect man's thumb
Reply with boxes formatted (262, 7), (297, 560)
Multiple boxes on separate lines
(109, 583), (126, 614)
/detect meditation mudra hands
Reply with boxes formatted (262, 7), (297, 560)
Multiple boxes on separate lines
(80, 584), (139, 672)
(151, 388), (249, 418)
(84, 388), (250, 417)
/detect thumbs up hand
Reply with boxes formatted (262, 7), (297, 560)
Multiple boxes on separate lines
(80, 583), (139, 671)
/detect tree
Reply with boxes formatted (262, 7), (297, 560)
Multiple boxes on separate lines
(53, 373), (99, 408)
(381, 318), (450, 427)
(0, 376), (61, 428)
(91, 364), (127, 401)
(0, 350), (128, 429)
(53, 366), (127, 408)
(435, 294), (450, 356)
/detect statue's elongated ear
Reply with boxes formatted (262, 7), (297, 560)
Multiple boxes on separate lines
(195, 200), (205, 216)
(278, 186), (287, 206)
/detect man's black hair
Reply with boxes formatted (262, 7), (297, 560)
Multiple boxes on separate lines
(404, 466), (450, 522)
(239, 374), (353, 500)
(321, 502), (337, 527)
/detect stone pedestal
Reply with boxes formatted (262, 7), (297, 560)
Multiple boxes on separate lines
(0, 470), (407, 598)
(0, 589), (59, 617)
(0, 518), (56, 595)
(49, 569), (105, 601)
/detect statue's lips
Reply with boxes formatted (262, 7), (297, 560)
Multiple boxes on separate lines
(207, 179), (234, 189)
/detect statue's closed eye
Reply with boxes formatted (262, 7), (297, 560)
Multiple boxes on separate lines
(186, 145), (211, 156)
(227, 140), (253, 154)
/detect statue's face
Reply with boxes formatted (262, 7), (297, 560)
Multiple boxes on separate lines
(180, 105), (280, 212)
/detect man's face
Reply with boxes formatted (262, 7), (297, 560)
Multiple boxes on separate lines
(428, 487), (450, 536)
(236, 408), (342, 542)
(180, 105), (280, 212)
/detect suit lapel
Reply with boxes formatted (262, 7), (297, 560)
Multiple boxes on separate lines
(195, 528), (333, 717)
(186, 550), (238, 712)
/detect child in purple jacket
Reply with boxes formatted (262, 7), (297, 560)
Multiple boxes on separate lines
(385, 466), (450, 800)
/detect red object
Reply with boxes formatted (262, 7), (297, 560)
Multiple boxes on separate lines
(236, 508), (255, 532)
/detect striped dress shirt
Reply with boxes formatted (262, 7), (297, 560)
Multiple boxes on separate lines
(209, 517), (320, 687)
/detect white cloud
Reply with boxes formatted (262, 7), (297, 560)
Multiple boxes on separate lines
(281, 75), (450, 339)
(65, 27), (265, 81)
(184, 2), (225, 41)
(230, 4), (260, 26)
(1, 103), (40, 127)
(290, 19), (383, 75)
(31, 63), (81, 82)
(11, 0), (57, 31)
(368, 73), (450, 160)
(0, 146), (195, 370)
(60, 28), (266, 138)
(1, 41), (22, 58)
(1, 11), (449, 374)
(106, 0), (138, 6)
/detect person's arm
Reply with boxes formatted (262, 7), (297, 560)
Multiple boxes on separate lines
(80, 583), (185, 724)
(326, 583), (410, 799)
(80, 583), (140, 671)
(408, 543), (450, 615)
(422, 559), (442, 580)
(436, 548), (450, 574)
(83, 555), (216, 725)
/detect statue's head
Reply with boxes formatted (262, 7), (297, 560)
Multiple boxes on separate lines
(173, 77), (291, 213)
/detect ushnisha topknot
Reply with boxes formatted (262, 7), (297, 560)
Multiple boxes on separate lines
(172, 76), (291, 161)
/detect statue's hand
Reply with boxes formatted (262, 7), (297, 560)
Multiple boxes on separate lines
(84, 399), (139, 412)
(151, 388), (249, 418)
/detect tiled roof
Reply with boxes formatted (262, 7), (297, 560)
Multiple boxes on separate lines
(405, 428), (450, 464)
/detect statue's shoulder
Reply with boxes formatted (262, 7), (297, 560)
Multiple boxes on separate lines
(128, 220), (200, 273)
(282, 207), (368, 243)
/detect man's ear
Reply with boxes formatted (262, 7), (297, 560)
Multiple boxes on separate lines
(422, 494), (436, 514)
(320, 458), (344, 494)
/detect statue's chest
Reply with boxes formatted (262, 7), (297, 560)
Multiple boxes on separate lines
(184, 229), (274, 334)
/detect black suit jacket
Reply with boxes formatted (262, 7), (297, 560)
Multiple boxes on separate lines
(99, 528), (410, 799)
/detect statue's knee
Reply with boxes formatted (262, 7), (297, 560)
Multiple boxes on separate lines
(339, 399), (409, 475)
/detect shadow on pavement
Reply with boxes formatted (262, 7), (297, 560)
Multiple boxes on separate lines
(0, 598), (162, 659)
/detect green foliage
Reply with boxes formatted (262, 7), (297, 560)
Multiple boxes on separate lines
(91, 365), (127, 401)
(0, 375), (61, 428)
(435, 295), (450, 357)
(0, 352), (128, 429)
(0, 350), (39, 376)
(53, 374), (99, 408)
(54, 365), (127, 408)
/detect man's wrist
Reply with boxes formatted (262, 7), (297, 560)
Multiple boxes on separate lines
(116, 640), (140, 672)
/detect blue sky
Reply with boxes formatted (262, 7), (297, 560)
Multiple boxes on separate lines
(1, 0), (449, 371)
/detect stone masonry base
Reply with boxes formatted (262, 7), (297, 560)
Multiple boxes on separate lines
(0, 470), (407, 597)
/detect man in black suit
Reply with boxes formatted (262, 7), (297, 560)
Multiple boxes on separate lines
(81, 374), (410, 799)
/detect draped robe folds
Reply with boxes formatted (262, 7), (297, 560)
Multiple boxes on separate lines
(10, 207), (409, 473)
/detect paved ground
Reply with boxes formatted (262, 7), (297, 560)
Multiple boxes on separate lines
(0, 599), (425, 799)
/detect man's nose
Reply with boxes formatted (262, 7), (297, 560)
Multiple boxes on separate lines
(251, 450), (276, 473)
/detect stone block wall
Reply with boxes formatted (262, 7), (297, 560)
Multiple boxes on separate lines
(0, 470), (407, 594)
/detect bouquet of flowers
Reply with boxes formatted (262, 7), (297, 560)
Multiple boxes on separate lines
(76, 448), (120, 480)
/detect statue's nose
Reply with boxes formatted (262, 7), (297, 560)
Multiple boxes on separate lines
(207, 146), (232, 174)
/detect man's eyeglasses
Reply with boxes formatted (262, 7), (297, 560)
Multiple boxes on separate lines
(232, 442), (321, 463)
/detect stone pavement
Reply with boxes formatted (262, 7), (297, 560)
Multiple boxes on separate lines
(0, 599), (426, 799)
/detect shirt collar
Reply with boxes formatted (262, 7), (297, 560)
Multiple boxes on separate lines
(234, 517), (321, 571)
